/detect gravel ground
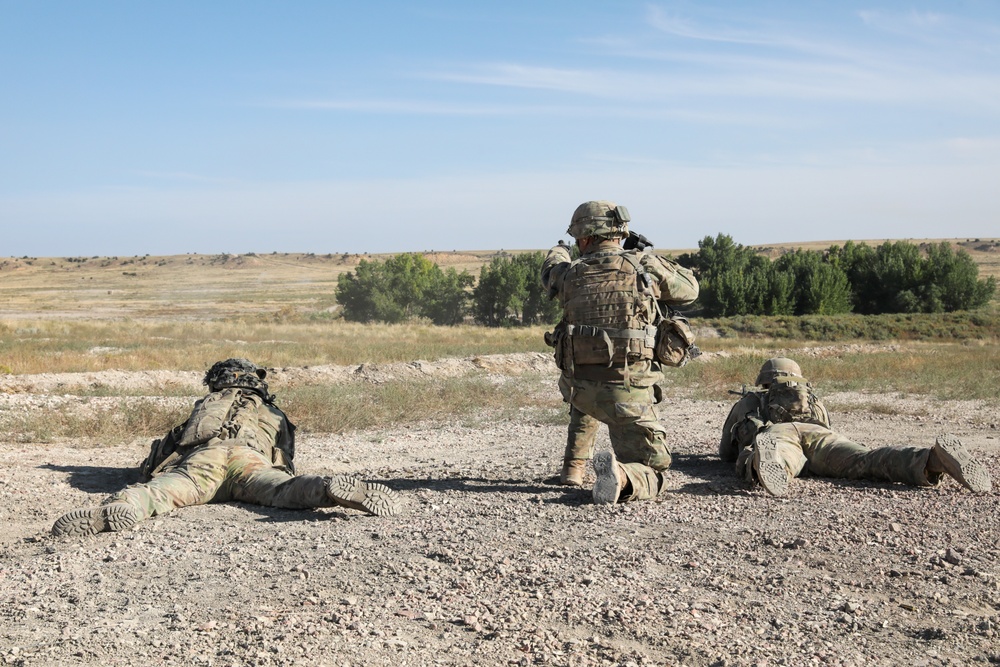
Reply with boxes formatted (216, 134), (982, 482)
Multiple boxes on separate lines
(2, 357), (999, 667)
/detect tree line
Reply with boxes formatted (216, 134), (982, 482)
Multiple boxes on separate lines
(335, 237), (996, 325)
(679, 235), (996, 317)
(335, 252), (559, 326)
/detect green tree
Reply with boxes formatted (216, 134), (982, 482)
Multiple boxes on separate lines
(923, 242), (997, 311)
(773, 250), (852, 315)
(834, 240), (995, 313)
(678, 234), (787, 316)
(423, 267), (475, 325)
(336, 253), (474, 324)
(473, 252), (559, 326)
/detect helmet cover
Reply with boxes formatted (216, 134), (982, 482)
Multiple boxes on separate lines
(567, 200), (630, 240)
(755, 357), (804, 387)
(203, 358), (269, 394)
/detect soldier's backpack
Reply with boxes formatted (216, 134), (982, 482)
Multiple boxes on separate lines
(764, 378), (830, 427)
(138, 388), (296, 481)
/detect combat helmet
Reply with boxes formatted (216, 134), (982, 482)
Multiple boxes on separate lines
(203, 358), (270, 397)
(567, 200), (630, 240)
(755, 357), (804, 387)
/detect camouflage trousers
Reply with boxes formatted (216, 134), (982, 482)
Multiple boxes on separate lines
(741, 422), (933, 486)
(560, 375), (671, 502)
(108, 441), (337, 522)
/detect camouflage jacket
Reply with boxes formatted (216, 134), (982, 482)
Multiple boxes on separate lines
(719, 384), (831, 462)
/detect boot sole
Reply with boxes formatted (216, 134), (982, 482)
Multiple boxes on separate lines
(52, 504), (138, 537)
(934, 434), (992, 493)
(327, 475), (400, 517)
(754, 434), (790, 497)
(592, 451), (621, 505)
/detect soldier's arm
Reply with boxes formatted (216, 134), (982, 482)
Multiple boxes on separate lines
(719, 399), (746, 462)
(816, 399), (832, 429)
(643, 255), (699, 307)
(541, 244), (573, 298)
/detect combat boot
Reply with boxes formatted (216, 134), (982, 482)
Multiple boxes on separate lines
(559, 459), (587, 487)
(52, 502), (138, 537)
(927, 434), (992, 493)
(327, 475), (400, 516)
(753, 433), (790, 497)
(592, 451), (627, 504)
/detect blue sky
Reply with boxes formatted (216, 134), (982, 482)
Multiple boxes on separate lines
(2, 1), (998, 256)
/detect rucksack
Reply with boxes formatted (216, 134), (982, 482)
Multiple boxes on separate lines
(764, 379), (830, 427)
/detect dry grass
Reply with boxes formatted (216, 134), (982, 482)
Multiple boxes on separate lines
(281, 372), (562, 434)
(668, 339), (1000, 403)
(0, 398), (187, 445)
(0, 319), (548, 374)
(2, 245), (997, 444)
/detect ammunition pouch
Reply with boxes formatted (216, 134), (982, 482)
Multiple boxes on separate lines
(654, 312), (699, 367)
(566, 323), (657, 368)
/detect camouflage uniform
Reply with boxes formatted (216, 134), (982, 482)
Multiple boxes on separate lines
(723, 359), (992, 495)
(53, 359), (398, 537)
(541, 201), (699, 503)
(742, 423), (992, 496)
(719, 358), (830, 462)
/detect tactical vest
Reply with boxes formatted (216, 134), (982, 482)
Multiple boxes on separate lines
(557, 249), (658, 369)
(139, 388), (296, 481)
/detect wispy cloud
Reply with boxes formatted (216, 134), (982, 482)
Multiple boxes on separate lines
(643, 5), (878, 64)
(133, 170), (241, 185)
(419, 59), (1000, 111)
(857, 9), (1000, 49)
(264, 98), (521, 115)
(262, 94), (804, 127)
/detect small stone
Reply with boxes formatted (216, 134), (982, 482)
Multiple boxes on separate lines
(841, 602), (861, 614)
(944, 549), (962, 565)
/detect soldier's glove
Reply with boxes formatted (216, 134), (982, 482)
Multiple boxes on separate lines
(623, 231), (653, 251)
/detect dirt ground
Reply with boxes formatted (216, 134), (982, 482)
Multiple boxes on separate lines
(2, 354), (999, 667)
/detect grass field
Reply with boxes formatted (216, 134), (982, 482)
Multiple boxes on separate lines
(2, 238), (996, 322)
(1, 240), (997, 443)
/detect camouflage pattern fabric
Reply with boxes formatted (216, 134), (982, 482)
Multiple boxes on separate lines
(110, 440), (336, 521)
(719, 392), (765, 462)
(748, 422), (932, 487)
(560, 376), (671, 502)
(111, 389), (323, 524)
(719, 385), (831, 463)
(542, 238), (698, 503)
(542, 241), (699, 312)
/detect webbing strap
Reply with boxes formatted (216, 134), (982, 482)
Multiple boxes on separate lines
(565, 324), (656, 339)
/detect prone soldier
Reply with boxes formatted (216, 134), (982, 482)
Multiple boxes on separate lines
(53, 358), (399, 537)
